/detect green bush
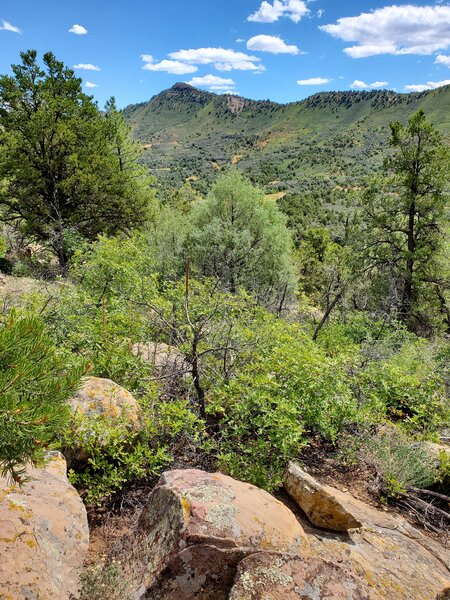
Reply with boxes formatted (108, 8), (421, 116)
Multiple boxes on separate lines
(360, 427), (440, 497)
(355, 338), (449, 434)
(208, 319), (357, 490)
(60, 396), (203, 504)
(0, 314), (87, 480)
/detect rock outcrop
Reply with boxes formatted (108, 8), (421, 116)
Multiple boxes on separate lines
(0, 452), (89, 599)
(125, 467), (450, 600)
(284, 462), (362, 531)
(131, 341), (189, 376)
(69, 376), (141, 425)
(285, 465), (450, 600)
(229, 552), (382, 599)
(135, 469), (308, 598)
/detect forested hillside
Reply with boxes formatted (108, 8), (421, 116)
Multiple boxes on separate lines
(124, 82), (450, 197)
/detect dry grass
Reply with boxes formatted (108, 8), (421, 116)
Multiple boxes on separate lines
(0, 275), (59, 311)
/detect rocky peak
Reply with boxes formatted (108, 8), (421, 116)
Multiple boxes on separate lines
(170, 82), (197, 92)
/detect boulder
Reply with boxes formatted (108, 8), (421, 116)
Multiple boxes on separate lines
(286, 469), (450, 600)
(0, 451), (89, 599)
(132, 341), (188, 375)
(229, 552), (382, 600)
(284, 462), (362, 531)
(135, 469), (308, 598)
(69, 376), (140, 426)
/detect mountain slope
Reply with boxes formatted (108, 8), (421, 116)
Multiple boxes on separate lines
(123, 83), (450, 194)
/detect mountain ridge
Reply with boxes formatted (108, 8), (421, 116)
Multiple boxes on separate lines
(123, 82), (450, 194)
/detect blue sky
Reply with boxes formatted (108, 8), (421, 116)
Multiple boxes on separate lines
(1, 1), (450, 108)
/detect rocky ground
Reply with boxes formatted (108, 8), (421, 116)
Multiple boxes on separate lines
(1, 343), (448, 599)
(1, 454), (449, 599)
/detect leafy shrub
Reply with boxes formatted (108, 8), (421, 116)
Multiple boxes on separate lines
(60, 396), (203, 504)
(0, 314), (87, 480)
(355, 338), (449, 434)
(208, 320), (357, 490)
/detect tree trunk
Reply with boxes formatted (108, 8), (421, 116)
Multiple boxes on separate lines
(312, 291), (343, 341)
(400, 200), (415, 321)
(191, 330), (206, 419)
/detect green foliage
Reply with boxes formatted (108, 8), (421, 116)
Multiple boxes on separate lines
(208, 319), (357, 490)
(360, 427), (440, 496)
(61, 396), (202, 505)
(0, 51), (155, 271)
(188, 171), (295, 306)
(0, 235), (6, 258)
(354, 337), (449, 434)
(0, 314), (87, 480)
(358, 110), (450, 330)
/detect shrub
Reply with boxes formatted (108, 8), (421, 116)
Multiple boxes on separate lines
(355, 338), (449, 434)
(208, 319), (357, 490)
(360, 427), (440, 497)
(60, 396), (203, 504)
(0, 314), (87, 480)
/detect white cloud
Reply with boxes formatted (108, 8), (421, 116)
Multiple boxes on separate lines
(69, 24), (88, 35)
(297, 77), (331, 85)
(321, 5), (450, 58)
(73, 63), (101, 71)
(236, 38), (245, 43)
(435, 54), (450, 67)
(142, 58), (198, 74)
(187, 74), (235, 87)
(247, 34), (299, 55)
(405, 79), (450, 92)
(210, 85), (235, 91)
(84, 81), (98, 88)
(0, 20), (22, 34)
(248, 0), (309, 23)
(350, 80), (388, 89)
(169, 47), (264, 72)
(316, 9), (325, 19)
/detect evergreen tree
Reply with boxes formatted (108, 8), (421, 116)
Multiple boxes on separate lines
(188, 171), (295, 307)
(0, 315), (87, 481)
(359, 110), (449, 329)
(0, 51), (154, 271)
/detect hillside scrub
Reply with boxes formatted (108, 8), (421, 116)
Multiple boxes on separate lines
(10, 234), (448, 498)
(0, 51), (448, 520)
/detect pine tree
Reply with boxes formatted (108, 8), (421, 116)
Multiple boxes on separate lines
(359, 110), (450, 329)
(0, 315), (87, 481)
(0, 51), (154, 271)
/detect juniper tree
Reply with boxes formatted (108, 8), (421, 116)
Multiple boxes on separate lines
(0, 51), (154, 272)
(187, 171), (295, 308)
